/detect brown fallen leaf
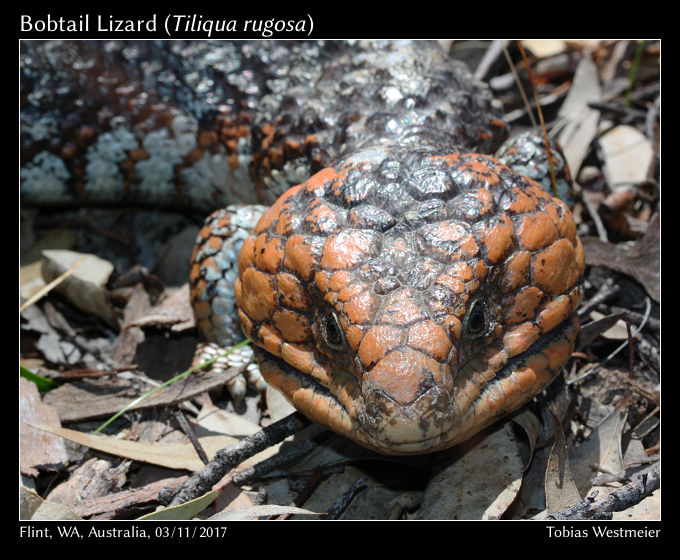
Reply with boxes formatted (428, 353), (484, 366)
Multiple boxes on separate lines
(42, 365), (246, 423)
(27, 422), (283, 474)
(26, 422), (236, 471)
(569, 392), (630, 495)
(416, 422), (524, 520)
(544, 418), (581, 515)
(19, 377), (69, 477)
(73, 476), (189, 520)
(581, 213), (659, 301)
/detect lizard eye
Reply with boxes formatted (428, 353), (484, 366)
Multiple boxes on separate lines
(322, 311), (345, 350)
(465, 298), (491, 339)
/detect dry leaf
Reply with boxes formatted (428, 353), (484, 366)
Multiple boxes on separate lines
(27, 422), (235, 471)
(522, 40), (567, 58)
(416, 422), (524, 519)
(510, 408), (540, 471)
(209, 504), (319, 520)
(599, 125), (653, 190)
(557, 52), (602, 175)
(196, 401), (261, 437)
(28, 422), (283, 474)
(544, 421), (581, 514)
(41, 249), (117, 328)
(19, 378), (69, 477)
(588, 311), (629, 340)
(138, 490), (219, 520)
(581, 213), (660, 301)
(569, 394), (630, 495)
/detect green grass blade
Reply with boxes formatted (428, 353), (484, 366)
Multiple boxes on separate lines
(20, 365), (59, 391)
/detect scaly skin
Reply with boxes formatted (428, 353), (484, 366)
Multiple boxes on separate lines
(232, 143), (584, 454)
(21, 40), (584, 454)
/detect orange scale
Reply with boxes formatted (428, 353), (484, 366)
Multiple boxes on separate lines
(426, 152), (461, 167)
(407, 321), (451, 363)
(342, 291), (378, 326)
(283, 234), (319, 282)
(535, 295), (572, 334)
(501, 285), (544, 325)
(531, 238), (577, 295)
(314, 270), (330, 293)
(274, 209), (296, 236)
(473, 187), (494, 212)
(321, 230), (378, 270)
(442, 314), (463, 343)
(543, 336), (574, 371)
(305, 202), (338, 234)
(189, 262), (202, 285)
(449, 261), (474, 282)
(281, 341), (317, 375)
(237, 236), (257, 275)
(502, 322), (540, 358)
(255, 183), (305, 234)
(328, 270), (352, 293)
(237, 268), (277, 321)
(237, 309), (253, 339)
(344, 325), (365, 351)
(272, 308), (311, 343)
(197, 223), (213, 241)
(545, 200), (577, 244)
(521, 352), (550, 387)
(309, 389), (332, 427)
(366, 349), (430, 405)
(500, 250), (531, 293)
(257, 321), (284, 357)
(511, 366), (538, 393)
(253, 235), (284, 274)
(516, 211), (559, 252)
(193, 300), (211, 320)
(505, 187), (539, 214)
(276, 272), (310, 311)
(337, 282), (367, 303)
(459, 159), (501, 186)
(358, 325), (403, 369)
(436, 273), (466, 294)
(216, 214), (232, 229)
(377, 290), (425, 326)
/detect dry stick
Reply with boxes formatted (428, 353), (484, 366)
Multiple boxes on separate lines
(174, 410), (210, 466)
(275, 467), (324, 521)
(568, 297), (652, 386)
(502, 44), (537, 128)
(517, 40), (558, 198)
(231, 433), (328, 487)
(168, 412), (309, 507)
(546, 465), (659, 520)
(19, 255), (87, 312)
(322, 477), (368, 520)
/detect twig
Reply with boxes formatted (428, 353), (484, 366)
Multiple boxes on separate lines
(19, 255), (87, 312)
(231, 432), (328, 487)
(174, 410), (209, 465)
(275, 467), (324, 521)
(502, 44), (536, 127)
(546, 465), (659, 520)
(168, 412), (309, 506)
(53, 365), (139, 380)
(568, 298), (652, 386)
(322, 477), (368, 520)
(581, 189), (609, 242)
(577, 278), (620, 317)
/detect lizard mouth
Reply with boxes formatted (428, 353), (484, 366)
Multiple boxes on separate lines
(254, 312), (580, 455)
